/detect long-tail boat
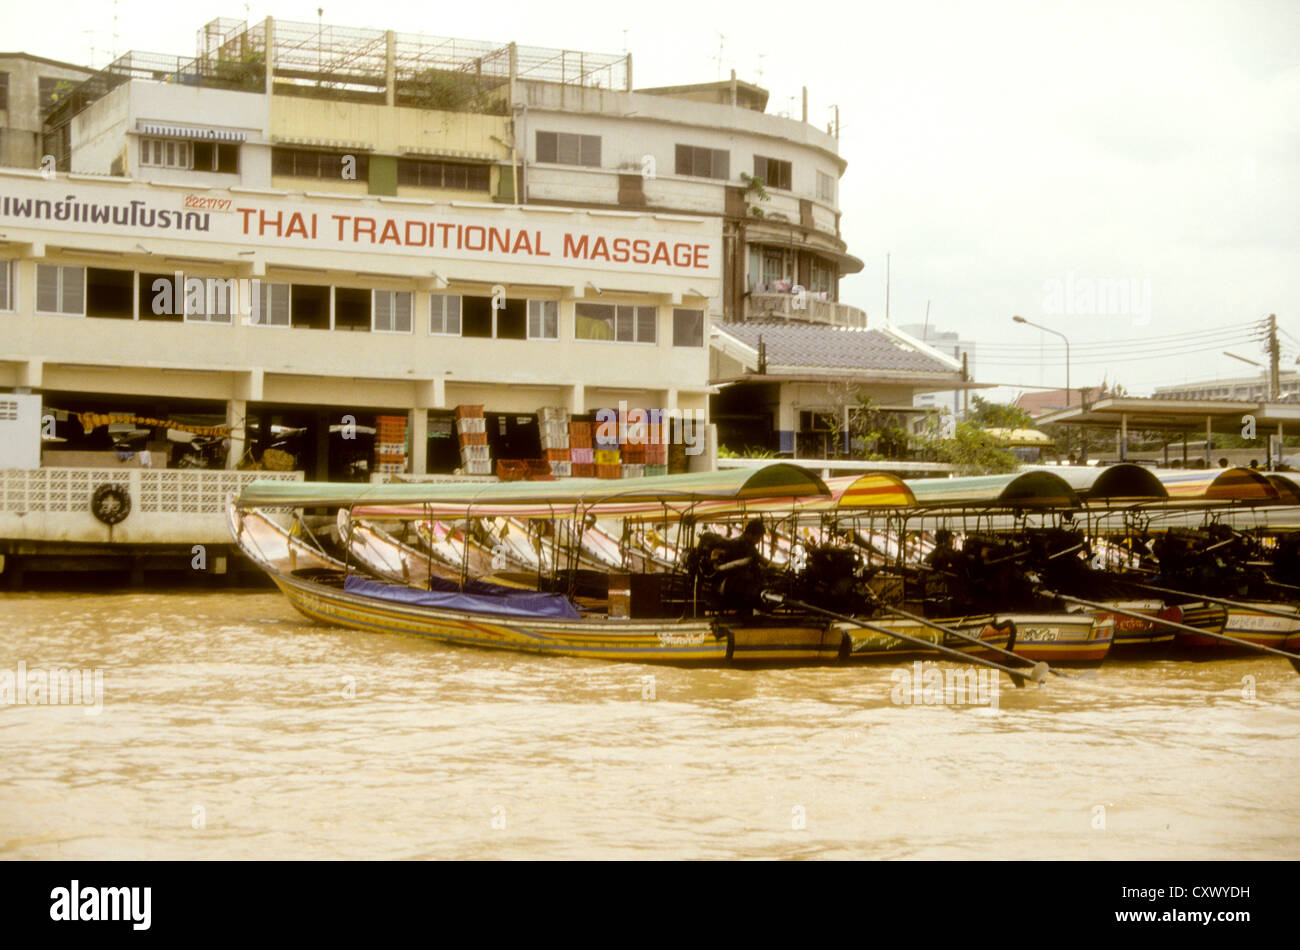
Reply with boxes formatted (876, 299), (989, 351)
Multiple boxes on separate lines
(229, 465), (1028, 671)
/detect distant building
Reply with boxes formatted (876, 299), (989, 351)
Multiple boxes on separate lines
(0, 53), (94, 169)
(1014, 386), (1106, 418)
(1152, 371), (1300, 403)
(895, 324), (973, 417)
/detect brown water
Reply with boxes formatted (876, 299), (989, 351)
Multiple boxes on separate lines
(1, 591), (1297, 860)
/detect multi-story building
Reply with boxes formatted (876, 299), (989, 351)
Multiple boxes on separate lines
(1152, 371), (1300, 403)
(4, 14), (971, 498)
(895, 324), (974, 418)
(0, 52), (94, 170)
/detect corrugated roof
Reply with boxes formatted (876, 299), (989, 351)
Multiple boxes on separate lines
(717, 322), (962, 375)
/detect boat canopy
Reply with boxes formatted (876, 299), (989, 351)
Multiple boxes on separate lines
(1265, 473), (1300, 504)
(829, 473), (918, 509)
(904, 471), (1081, 509)
(238, 463), (831, 511)
(1023, 463), (1168, 502)
(1153, 467), (1279, 503)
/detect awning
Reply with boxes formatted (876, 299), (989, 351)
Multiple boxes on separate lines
(137, 122), (247, 142)
(905, 472), (1081, 509)
(238, 463), (831, 511)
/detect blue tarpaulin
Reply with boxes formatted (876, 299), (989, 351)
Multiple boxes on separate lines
(343, 574), (582, 620)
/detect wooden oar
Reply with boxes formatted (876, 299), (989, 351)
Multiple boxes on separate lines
(761, 592), (1048, 688)
(1117, 579), (1300, 622)
(864, 598), (1092, 680)
(1038, 587), (1300, 674)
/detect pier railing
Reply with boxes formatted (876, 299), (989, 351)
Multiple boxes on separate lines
(0, 468), (303, 545)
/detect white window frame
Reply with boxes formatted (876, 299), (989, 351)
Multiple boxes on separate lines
(182, 276), (236, 324)
(526, 299), (558, 340)
(140, 137), (191, 169)
(0, 259), (14, 312)
(430, 294), (462, 336)
(672, 308), (705, 348)
(574, 302), (657, 345)
(817, 171), (835, 203)
(35, 264), (85, 316)
(251, 281), (290, 328)
(373, 289), (413, 334)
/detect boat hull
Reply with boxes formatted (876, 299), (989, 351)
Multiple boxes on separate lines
(996, 613), (1114, 667)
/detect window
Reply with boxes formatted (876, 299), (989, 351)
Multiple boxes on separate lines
(192, 141), (240, 174)
(675, 145), (729, 180)
(271, 148), (369, 180)
(252, 281), (290, 327)
(575, 303), (657, 343)
(0, 260), (13, 311)
(0, 73), (8, 112)
(397, 159), (490, 190)
(373, 290), (413, 333)
(536, 131), (601, 167)
(38, 77), (70, 119)
(84, 267), (133, 319)
(672, 308), (704, 347)
(762, 249), (787, 288)
(753, 156), (792, 191)
(817, 171), (835, 202)
(811, 260), (834, 295)
(430, 294), (462, 335)
(527, 299), (558, 340)
(140, 138), (191, 169)
(35, 264), (84, 315)
(142, 273), (236, 323)
(334, 287), (371, 331)
(291, 284), (330, 329)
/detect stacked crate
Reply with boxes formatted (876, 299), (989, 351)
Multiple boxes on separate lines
(643, 415), (668, 476)
(594, 409), (621, 478)
(455, 405), (491, 475)
(538, 406), (571, 478)
(374, 415), (408, 474)
(569, 421), (594, 478)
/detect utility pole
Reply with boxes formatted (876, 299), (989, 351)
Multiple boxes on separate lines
(1268, 312), (1280, 400)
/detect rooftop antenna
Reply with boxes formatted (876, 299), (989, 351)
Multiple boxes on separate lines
(715, 32), (726, 81)
(622, 29), (628, 55)
(922, 299), (930, 341)
(757, 53), (765, 84)
(82, 29), (95, 69)
(111, 0), (119, 62)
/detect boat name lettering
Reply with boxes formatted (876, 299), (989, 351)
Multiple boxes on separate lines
(1018, 627), (1059, 642)
(656, 631), (707, 647)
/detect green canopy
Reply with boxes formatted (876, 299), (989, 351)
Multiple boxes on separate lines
(237, 463), (830, 509)
(1023, 463), (1168, 501)
(905, 471), (1080, 509)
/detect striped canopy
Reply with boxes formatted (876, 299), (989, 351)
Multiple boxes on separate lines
(904, 472), (1081, 509)
(1153, 467), (1278, 502)
(238, 463), (830, 512)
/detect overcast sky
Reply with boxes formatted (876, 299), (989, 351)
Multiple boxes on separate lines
(7, 0), (1297, 401)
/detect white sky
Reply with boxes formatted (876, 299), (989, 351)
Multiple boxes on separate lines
(6, 0), (1298, 401)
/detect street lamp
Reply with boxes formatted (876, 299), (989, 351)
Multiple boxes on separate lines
(1013, 315), (1073, 458)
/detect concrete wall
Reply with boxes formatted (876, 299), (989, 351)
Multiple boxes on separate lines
(0, 56), (94, 169)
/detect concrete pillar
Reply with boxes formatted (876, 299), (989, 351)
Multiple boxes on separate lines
(569, 382), (585, 415)
(408, 408), (427, 475)
(226, 398), (247, 470)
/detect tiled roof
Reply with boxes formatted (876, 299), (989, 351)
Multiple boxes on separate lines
(717, 322), (962, 376)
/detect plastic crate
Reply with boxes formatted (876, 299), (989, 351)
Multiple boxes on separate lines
(620, 464), (644, 479)
(594, 449), (621, 466)
(571, 463), (595, 478)
(570, 447), (594, 464)
(454, 404), (485, 419)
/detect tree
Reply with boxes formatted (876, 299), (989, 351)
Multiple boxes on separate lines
(915, 411), (1019, 475)
(966, 394), (1033, 430)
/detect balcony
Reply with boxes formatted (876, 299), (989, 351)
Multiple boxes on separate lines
(743, 292), (867, 327)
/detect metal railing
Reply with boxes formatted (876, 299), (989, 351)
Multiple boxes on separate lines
(744, 292), (867, 327)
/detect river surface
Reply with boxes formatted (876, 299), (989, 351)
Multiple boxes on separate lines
(1, 591), (1297, 860)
